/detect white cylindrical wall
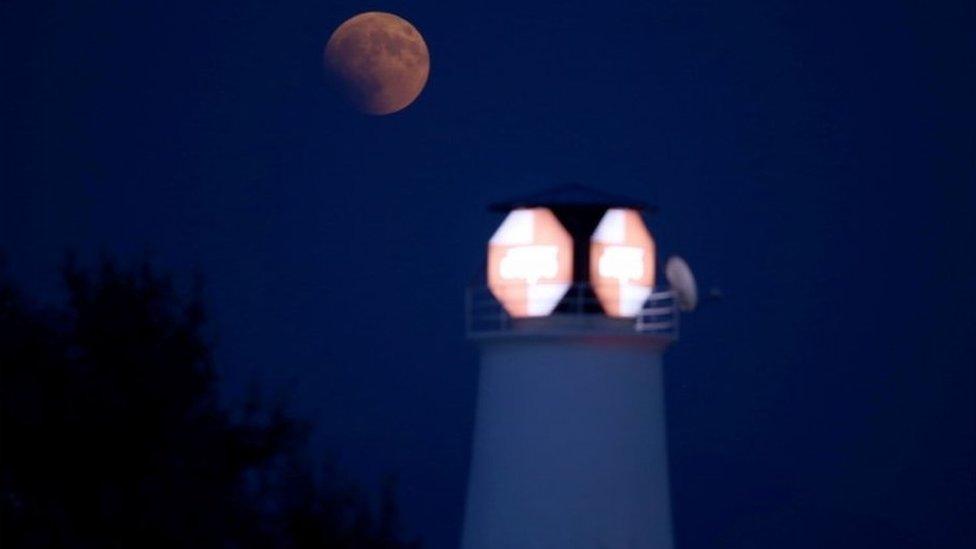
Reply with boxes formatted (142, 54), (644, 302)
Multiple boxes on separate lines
(461, 336), (673, 549)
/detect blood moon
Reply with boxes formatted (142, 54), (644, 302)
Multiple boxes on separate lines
(324, 12), (430, 115)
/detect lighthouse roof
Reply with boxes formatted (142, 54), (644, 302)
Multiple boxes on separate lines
(489, 183), (655, 213)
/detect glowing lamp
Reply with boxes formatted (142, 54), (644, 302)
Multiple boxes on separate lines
(487, 208), (573, 317)
(590, 208), (656, 317)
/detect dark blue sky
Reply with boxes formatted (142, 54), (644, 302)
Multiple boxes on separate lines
(2, 0), (974, 547)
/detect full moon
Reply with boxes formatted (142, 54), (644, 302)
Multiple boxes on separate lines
(324, 12), (430, 115)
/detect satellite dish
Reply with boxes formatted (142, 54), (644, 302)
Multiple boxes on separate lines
(665, 256), (698, 312)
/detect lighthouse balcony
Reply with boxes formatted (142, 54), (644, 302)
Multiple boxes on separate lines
(465, 283), (679, 341)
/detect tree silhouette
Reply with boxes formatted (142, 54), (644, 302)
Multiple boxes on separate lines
(0, 257), (420, 548)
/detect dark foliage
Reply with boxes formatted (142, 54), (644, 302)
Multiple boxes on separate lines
(0, 257), (420, 549)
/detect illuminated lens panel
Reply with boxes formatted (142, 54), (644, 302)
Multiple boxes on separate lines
(487, 208), (573, 318)
(590, 208), (656, 317)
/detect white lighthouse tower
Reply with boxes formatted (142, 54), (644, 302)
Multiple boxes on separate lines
(462, 184), (696, 549)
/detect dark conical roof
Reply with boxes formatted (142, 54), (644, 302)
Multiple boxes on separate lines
(489, 183), (655, 213)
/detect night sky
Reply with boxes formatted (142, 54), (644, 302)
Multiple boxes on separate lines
(2, 1), (974, 547)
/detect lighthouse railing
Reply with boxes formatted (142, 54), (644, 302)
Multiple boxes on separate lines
(466, 283), (679, 339)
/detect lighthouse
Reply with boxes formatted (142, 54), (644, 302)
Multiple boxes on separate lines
(462, 184), (695, 549)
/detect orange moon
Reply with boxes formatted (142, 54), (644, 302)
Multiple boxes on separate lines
(324, 12), (430, 115)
